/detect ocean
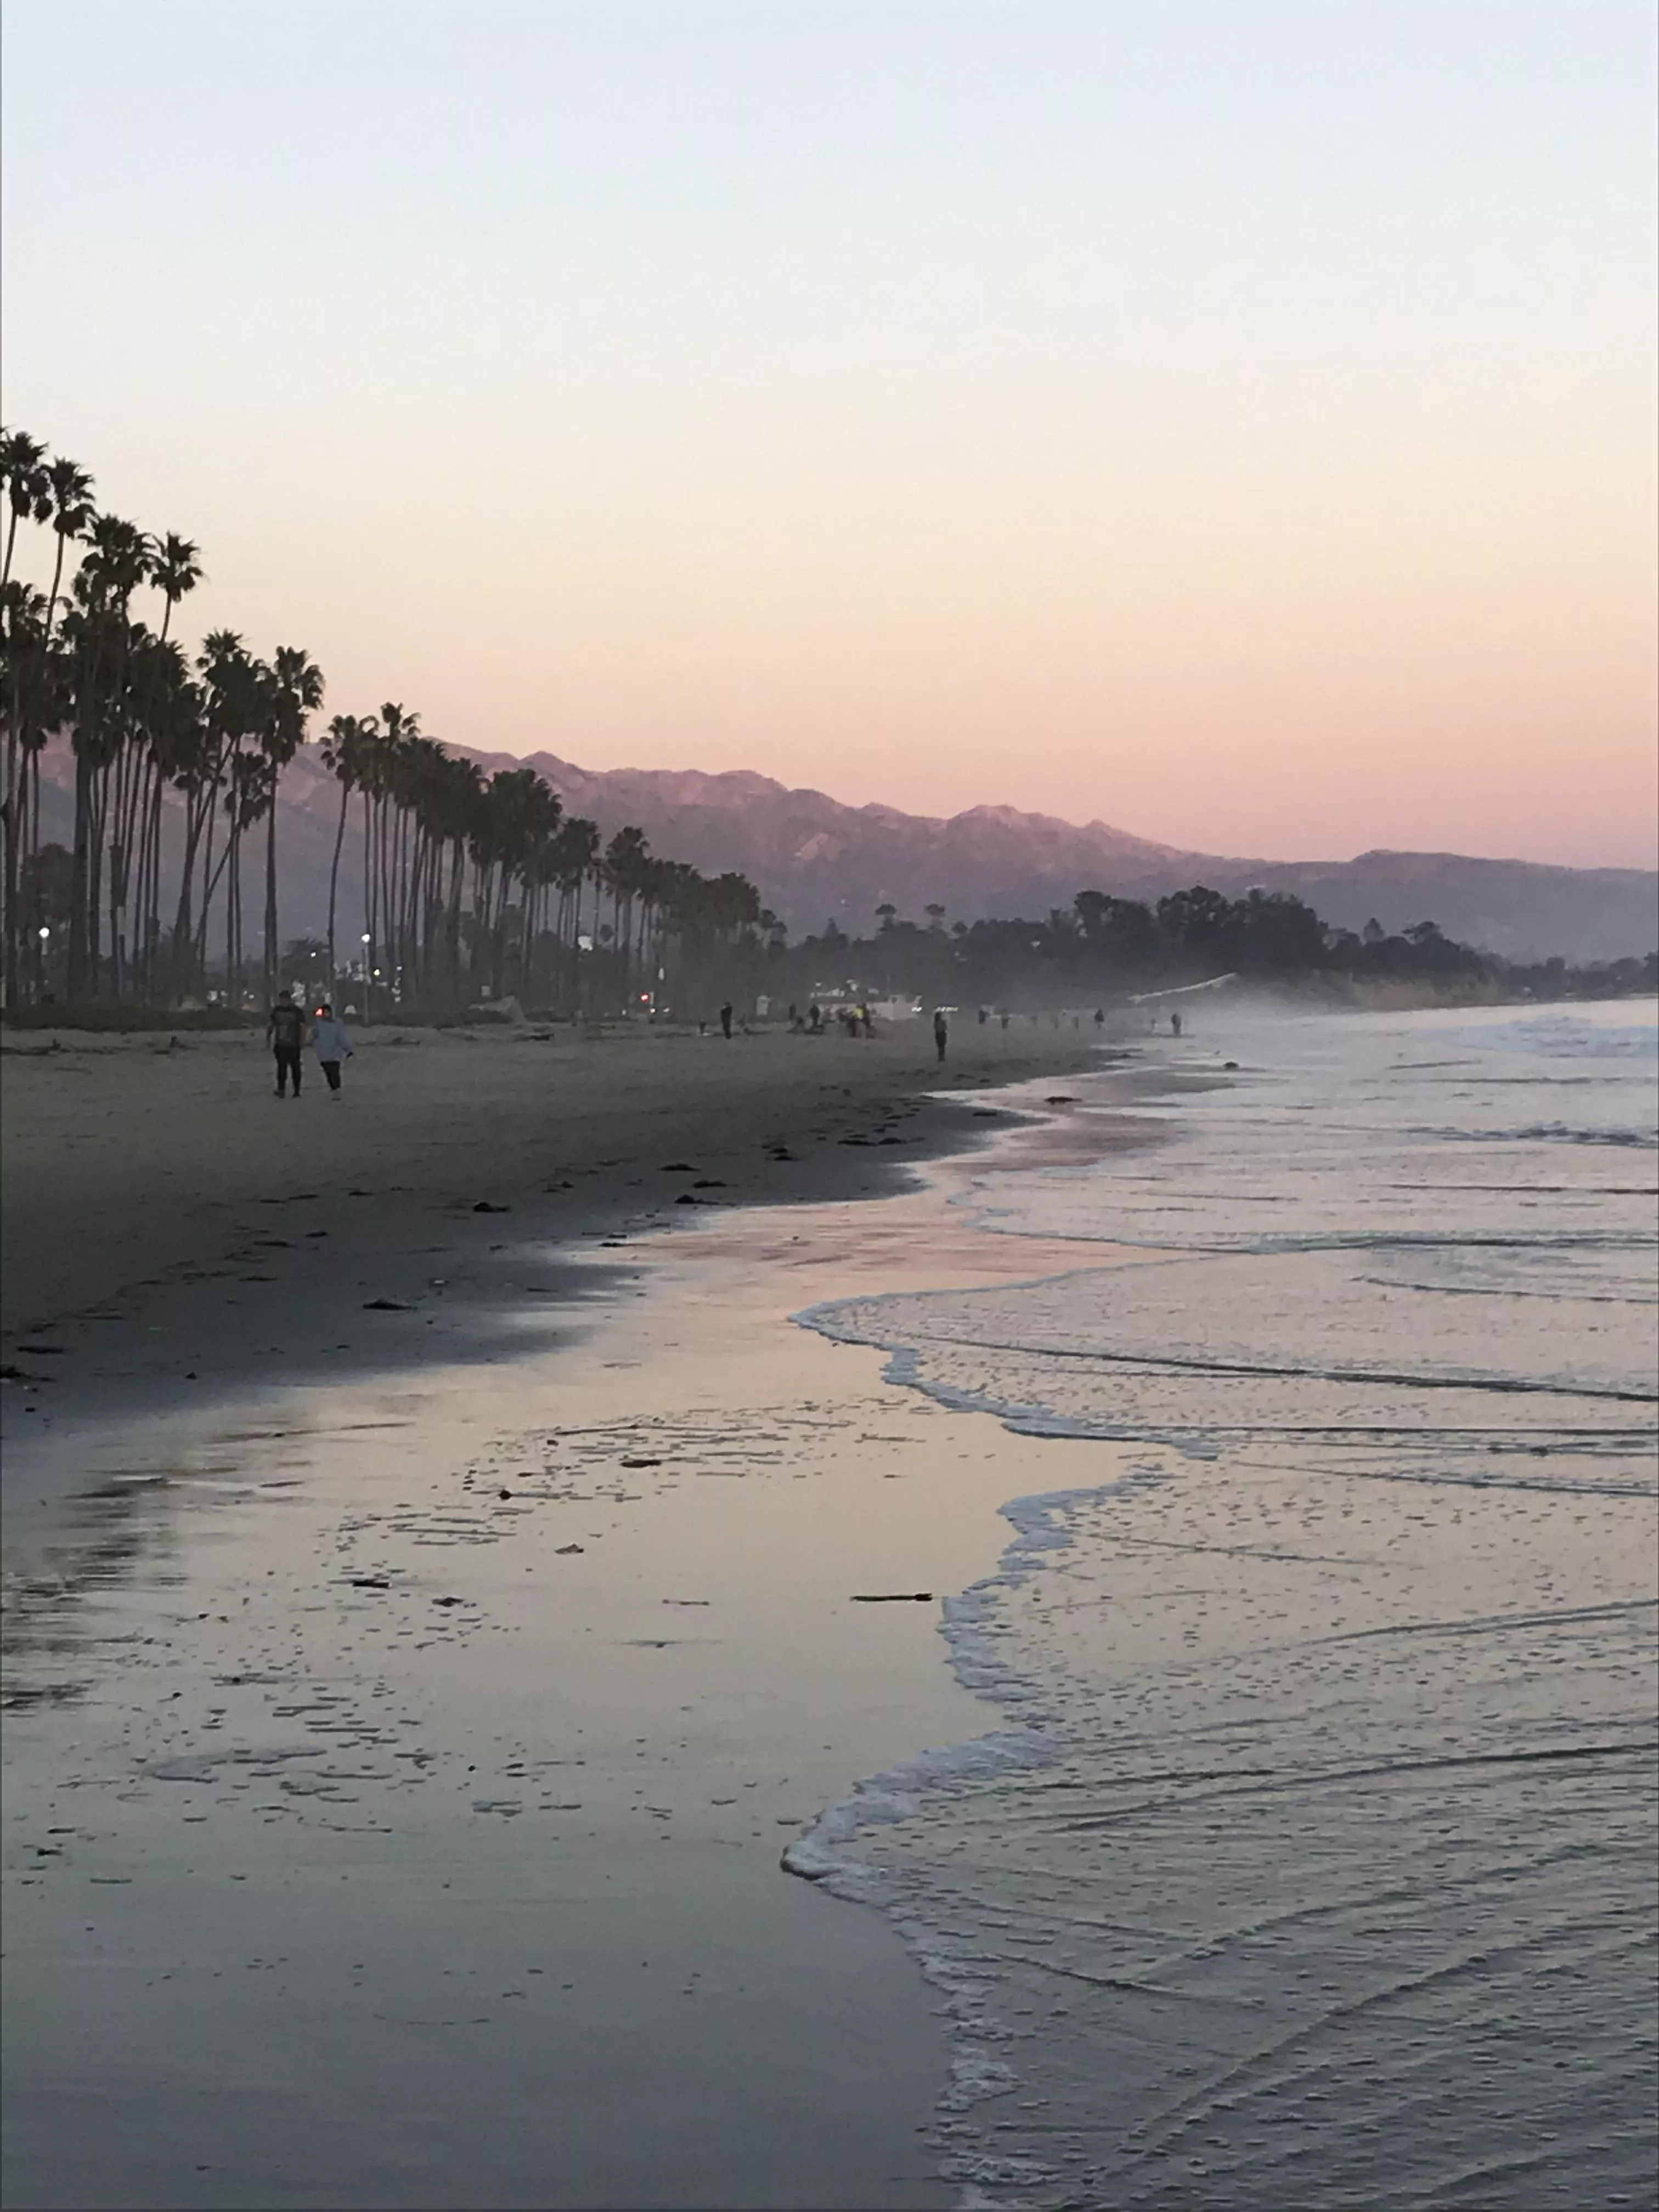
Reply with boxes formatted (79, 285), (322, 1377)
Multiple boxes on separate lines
(791, 1001), (1659, 2210)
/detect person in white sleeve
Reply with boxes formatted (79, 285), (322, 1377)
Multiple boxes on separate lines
(310, 1002), (354, 1098)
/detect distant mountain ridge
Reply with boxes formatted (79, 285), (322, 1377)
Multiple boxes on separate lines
(31, 738), (1657, 963)
(449, 746), (1655, 963)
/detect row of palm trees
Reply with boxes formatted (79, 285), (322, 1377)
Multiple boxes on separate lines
(317, 707), (765, 1013)
(1, 427), (767, 1015)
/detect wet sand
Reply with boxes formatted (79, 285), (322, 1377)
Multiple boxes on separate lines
(1, 1031), (1160, 2208)
(1, 1018), (1114, 1547)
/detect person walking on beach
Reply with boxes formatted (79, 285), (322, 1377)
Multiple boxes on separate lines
(311, 1002), (354, 1098)
(720, 1000), (733, 1039)
(266, 989), (307, 1098)
(1171, 1010), (1183, 1037)
(933, 1007), (949, 1063)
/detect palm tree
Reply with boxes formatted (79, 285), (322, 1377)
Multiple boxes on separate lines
(42, 457), (95, 635)
(186, 629), (256, 997)
(1, 579), (56, 1005)
(261, 645), (323, 995)
(320, 712), (375, 983)
(149, 534), (201, 644)
(0, 430), (49, 589)
(366, 703), (419, 1006)
(603, 825), (652, 1002)
(552, 814), (600, 1011)
(64, 515), (154, 998)
(1, 426), (793, 1017)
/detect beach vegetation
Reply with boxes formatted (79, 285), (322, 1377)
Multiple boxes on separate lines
(0, 427), (771, 1024)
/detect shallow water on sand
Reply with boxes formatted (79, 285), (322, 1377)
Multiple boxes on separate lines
(793, 1003), (1659, 2209)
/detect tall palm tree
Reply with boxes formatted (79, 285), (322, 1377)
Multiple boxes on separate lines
(262, 645), (323, 995)
(187, 629), (254, 996)
(0, 431), (49, 589)
(149, 534), (202, 644)
(64, 515), (153, 998)
(1, 580), (53, 1005)
(42, 458), (95, 635)
(320, 712), (376, 983)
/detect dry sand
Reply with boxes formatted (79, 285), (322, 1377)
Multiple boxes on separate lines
(1, 1015), (1105, 1322)
(1, 1016), (1167, 2208)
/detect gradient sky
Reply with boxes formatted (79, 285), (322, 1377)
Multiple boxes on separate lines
(4, 1), (1655, 865)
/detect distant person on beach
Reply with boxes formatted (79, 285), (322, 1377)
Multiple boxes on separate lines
(1171, 1011), (1183, 1037)
(1094, 1007), (1105, 1027)
(933, 1008), (948, 1063)
(266, 989), (307, 1098)
(720, 1001), (733, 1039)
(311, 1002), (354, 1098)
(808, 1001), (822, 1033)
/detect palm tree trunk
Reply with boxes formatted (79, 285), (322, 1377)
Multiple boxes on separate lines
(2, 727), (19, 1012)
(326, 778), (349, 983)
(263, 797), (279, 1001)
(67, 746), (94, 1002)
(170, 785), (209, 1001)
(361, 791), (375, 1015)
(46, 529), (69, 636)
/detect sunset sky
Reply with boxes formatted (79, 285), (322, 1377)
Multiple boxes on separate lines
(4, 0), (1655, 866)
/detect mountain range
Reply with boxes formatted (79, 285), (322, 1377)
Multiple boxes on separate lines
(32, 740), (1658, 964)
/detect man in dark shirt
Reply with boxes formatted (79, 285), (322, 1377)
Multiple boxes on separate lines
(266, 990), (308, 1097)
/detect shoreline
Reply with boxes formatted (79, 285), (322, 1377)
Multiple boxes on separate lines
(1, 1019), (1120, 1553)
(1, 1036), (1187, 2210)
(770, 1000), (1659, 2207)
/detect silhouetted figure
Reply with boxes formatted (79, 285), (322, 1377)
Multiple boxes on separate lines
(720, 1001), (733, 1039)
(1000, 1012), (1010, 1030)
(1093, 1007), (1105, 1027)
(933, 1008), (948, 1063)
(267, 989), (306, 1098)
(808, 1001), (823, 1034)
(1171, 1011), (1182, 1037)
(978, 1006), (988, 1025)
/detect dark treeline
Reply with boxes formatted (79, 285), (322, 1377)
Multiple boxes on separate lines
(762, 889), (1658, 1011)
(0, 427), (770, 1018)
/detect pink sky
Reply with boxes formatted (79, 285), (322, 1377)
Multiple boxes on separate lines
(5, 2), (1656, 867)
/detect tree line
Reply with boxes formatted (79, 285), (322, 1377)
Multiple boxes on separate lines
(765, 886), (1522, 1007)
(1, 427), (769, 1017)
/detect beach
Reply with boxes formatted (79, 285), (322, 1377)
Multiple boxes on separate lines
(1, 1014), (1129, 2209)
(0, 1017), (1109, 1545)
(3, 1002), (1654, 2210)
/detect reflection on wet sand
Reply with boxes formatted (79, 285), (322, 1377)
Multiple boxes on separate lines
(3, 1116), (1153, 2212)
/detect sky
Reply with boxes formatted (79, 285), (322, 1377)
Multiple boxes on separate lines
(3, 0), (1655, 867)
